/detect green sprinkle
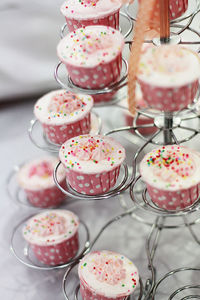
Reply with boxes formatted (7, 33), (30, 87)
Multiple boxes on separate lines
(83, 263), (87, 267)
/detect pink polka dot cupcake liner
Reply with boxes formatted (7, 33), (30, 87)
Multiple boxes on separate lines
(80, 279), (125, 300)
(65, 54), (122, 104)
(24, 179), (67, 208)
(146, 183), (200, 211)
(66, 166), (121, 195)
(42, 113), (91, 145)
(30, 231), (79, 266)
(139, 79), (199, 112)
(65, 11), (120, 32)
(138, 0), (188, 20)
(92, 91), (117, 104)
(66, 53), (122, 90)
(169, 0), (188, 19)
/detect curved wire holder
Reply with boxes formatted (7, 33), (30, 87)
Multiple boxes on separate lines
(60, 11), (133, 40)
(151, 267), (200, 299)
(119, 194), (200, 229)
(54, 57), (128, 107)
(6, 163), (69, 209)
(104, 87), (200, 146)
(10, 214), (90, 270)
(125, 0), (200, 24)
(62, 208), (144, 300)
(54, 161), (130, 200)
(28, 111), (102, 153)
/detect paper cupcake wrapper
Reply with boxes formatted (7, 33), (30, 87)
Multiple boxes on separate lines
(65, 53), (122, 90)
(65, 166), (121, 195)
(30, 231), (79, 265)
(139, 79), (198, 112)
(24, 179), (67, 208)
(138, 0), (188, 20)
(65, 11), (120, 32)
(147, 183), (200, 211)
(80, 279), (129, 300)
(169, 0), (188, 19)
(125, 112), (157, 135)
(42, 113), (91, 145)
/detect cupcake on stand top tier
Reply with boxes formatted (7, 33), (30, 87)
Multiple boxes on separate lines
(61, 0), (122, 32)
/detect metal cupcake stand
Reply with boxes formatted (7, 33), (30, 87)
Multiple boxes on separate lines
(8, 0), (200, 299)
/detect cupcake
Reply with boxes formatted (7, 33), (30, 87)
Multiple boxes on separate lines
(61, 0), (122, 32)
(34, 90), (93, 145)
(57, 26), (124, 103)
(23, 210), (79, 265)
(17, 156), (66, 208)
(138, 45), (200, 112)
(78, 250), (139, 300)
(140, 145), (200, 211)
(138, 0), (188, 20)
(59, 134), (126, 195)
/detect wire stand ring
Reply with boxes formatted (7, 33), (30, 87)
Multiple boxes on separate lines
(130, 175), (200, 217)
(151, 267), (200, 299)
(28, 111), (102, 153)
(63, 262), (144, 300)
(54, 162), (129, 200)
(119, 194), (200, 229)
(10, 215), (90, 270)
(54, 58), (128, 106)
(105, 105), (200, 146)
(60, 11), (133, 39)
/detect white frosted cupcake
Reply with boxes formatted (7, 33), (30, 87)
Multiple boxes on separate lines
(61, 0), (122, 32)
(23, 210), (79, 265)
(17, 156), (66, 208)
(138, 45), (200, 112)
(59, 134), (125, 195)
(140, 145), (200, 210)
(34, 90), (93, 144)
(57, 26), (124, 103)
(78, 250), (139, 300)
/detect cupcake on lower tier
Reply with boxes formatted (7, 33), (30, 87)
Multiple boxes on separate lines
(59, 134), (126, 195)
(34, 90), (93, 145)
(23, 210), (79, 265)
(137, 45), (200, 112)
(140, 145), (200, 211)
(57, 26), (124, 103)
(78, 250), (139, 300)
(17, 156), (66, 208)
(61, 0), (122, 32)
